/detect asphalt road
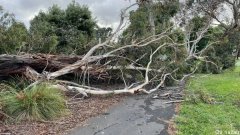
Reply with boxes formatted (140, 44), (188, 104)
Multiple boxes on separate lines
(70, 92), (177, 135)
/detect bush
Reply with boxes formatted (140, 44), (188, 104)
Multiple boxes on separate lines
(198, 42), (236, 74)
(1, 83), (68, 121)
(196, 27), (236, 74)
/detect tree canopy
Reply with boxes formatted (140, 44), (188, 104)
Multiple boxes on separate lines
(29, 2), (96, 54)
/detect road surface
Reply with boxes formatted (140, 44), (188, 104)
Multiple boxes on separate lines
(70, 91), (178, 135)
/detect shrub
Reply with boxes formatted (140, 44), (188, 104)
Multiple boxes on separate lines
(196, 27), (236, 74)
(2, 83), (68, 121)
(200, 42), (236, 74)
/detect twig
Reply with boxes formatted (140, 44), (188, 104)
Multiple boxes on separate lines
(164, 100), (185, 104)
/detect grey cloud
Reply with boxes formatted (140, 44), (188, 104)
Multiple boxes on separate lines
(1, 0), (135, 28)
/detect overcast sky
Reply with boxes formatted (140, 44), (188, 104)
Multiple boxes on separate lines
(1, 0), (136, 29)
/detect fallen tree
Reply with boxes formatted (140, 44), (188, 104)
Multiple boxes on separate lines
(0, 3), (221, 97)
(0, 53), (111, 81)
(0, 53), (82, 74)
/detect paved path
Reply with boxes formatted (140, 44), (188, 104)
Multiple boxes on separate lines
(70, 93), (177, 135)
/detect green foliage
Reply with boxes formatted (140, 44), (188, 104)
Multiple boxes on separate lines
(197, 27), (236, 73)
(154, 0), (179, 33)
(0, 7), (28, 54)
(1, 83), (68, 121)
(177, 64), (240, 135)
(116, 0), (189, 85)
(95, 27), (112, 42)
(186, 16), (236, 73)
(0, 6), (14, 28)
(1, 22), (28, 53)
(117, 1), (184, 86)
(123, 8), (149, 38)
(29, 2), (96, 54)
(122, 0), (179, 41)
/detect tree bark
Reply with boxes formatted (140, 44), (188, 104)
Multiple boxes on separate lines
(0, 54), (108, 79)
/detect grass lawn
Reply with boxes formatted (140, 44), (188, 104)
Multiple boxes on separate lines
(176, 61), (240, 135)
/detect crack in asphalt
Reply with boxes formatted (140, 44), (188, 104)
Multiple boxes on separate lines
(93, 123), (119, 135)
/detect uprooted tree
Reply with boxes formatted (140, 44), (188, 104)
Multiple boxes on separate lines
(0, 1), (238, 97)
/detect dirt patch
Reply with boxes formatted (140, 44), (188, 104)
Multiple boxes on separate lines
(175, 103), (181, 113)
(167, 103), (181, 135)
(0, 95), (124, 135)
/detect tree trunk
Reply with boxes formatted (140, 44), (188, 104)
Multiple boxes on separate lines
(146, 0), (155, 36)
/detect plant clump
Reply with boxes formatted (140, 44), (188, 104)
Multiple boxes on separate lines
(1, 83), (68, 122)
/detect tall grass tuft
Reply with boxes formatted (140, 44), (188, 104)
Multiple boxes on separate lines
(2, 83), (68, 122)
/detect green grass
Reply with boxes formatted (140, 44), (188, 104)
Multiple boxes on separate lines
(176, 61), (240, 135)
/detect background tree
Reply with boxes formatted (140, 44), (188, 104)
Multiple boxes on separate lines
(122, 0), (179, 41)
(29, 1), (96, 54)
(0, 6), (28, 54)
(120, 0), (180, 62)
(95, 27), (112, 43)
(186, 0), (240, 36)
